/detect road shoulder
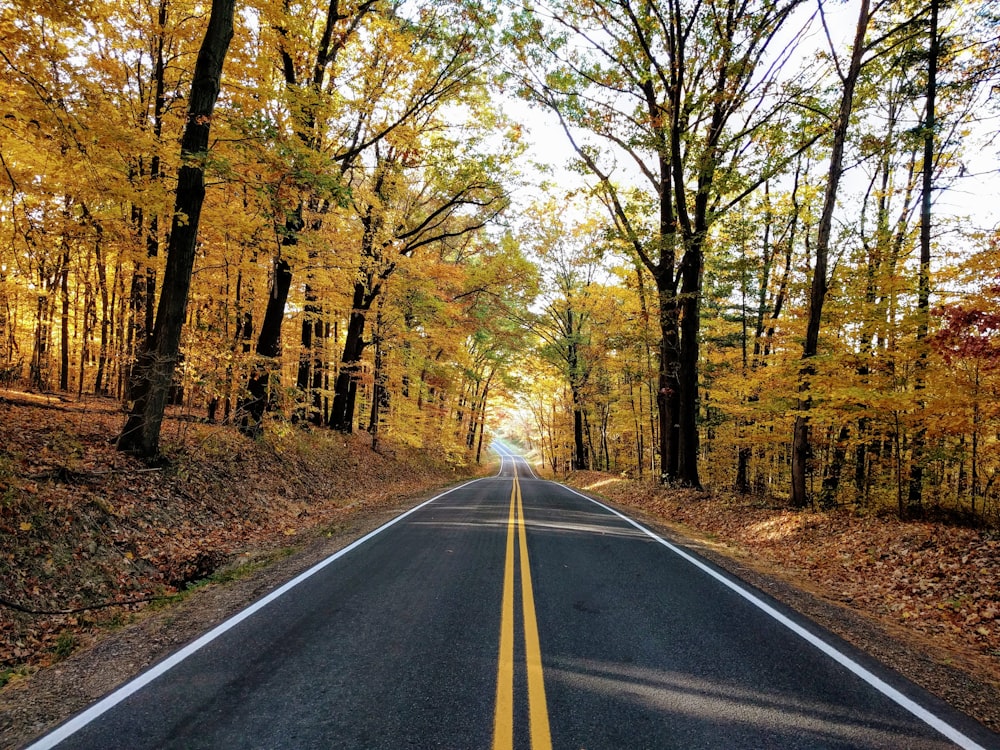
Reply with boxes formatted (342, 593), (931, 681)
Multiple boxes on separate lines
(558, 476), (1000, 735)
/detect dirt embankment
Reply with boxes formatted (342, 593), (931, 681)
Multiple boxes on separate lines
(1, 390), (483, 749)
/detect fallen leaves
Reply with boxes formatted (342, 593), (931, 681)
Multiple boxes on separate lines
(0, 392), (477, 678)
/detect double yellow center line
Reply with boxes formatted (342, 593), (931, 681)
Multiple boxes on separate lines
(493, 470), (552, 750)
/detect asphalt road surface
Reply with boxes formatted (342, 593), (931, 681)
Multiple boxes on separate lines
(24, 443), (1000, 749)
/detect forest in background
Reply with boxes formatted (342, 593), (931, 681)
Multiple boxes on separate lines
(2, 0), (1000, 524)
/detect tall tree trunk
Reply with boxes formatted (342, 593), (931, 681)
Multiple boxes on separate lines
(476, 397), (488, 464)
(127, 204), (147, 364)
(472, 371), (494, 462)
(77, 277), (93, 399)
(144, 0), (168, 341)
(820, 424), (850, 508)
(30, 271), (52, 391)
(572, 395), (588, 470)
(59, 219), (71, 392)
(655, 273), (680, 482)
(112, 253), (126, 397)
(119, 0), (235, 457)
(677, 244), (702, 488)
(239, 257), (291, 435)
(368, 306), (386, 450)
(569, 330), (588, 470)
(907, 0), (938, 518)
(791, 0), (870, 507)
(296, 289), (326, 425)
(93, 219), (110, 395)
(329, 281), (371, 432)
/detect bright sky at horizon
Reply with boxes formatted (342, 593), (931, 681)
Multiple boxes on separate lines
(502, 0), (1000, 245)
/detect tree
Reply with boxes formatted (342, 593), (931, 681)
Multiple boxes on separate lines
(790, 0), (883, 508)
(118, 0), (236, 457)
(906, 0), (940, 516)
(509, 0), (808, 486)
(239, 0), (495, 434)
(521, 203), (605, 470)
(328, 116), (511, 431)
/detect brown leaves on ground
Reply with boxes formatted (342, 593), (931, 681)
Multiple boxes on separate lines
(0, 390), (476, 683)
(565, 471), (1000, 687)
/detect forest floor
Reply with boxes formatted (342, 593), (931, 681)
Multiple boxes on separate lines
(0, 392), (998, 747)
(560, 469), (1000, 734)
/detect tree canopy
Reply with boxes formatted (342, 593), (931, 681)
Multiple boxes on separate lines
(2, 0), (1000, 521)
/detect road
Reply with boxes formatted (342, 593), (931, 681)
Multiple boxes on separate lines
(24, 445), (1000, 749)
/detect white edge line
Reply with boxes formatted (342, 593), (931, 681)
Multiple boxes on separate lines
(26, 477), (486, 750)
(489, 441), (537, 480)
(559, 484), (989, 750)
(520, 456), (537, 479)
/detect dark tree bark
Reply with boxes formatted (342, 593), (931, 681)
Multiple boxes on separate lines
(146, 0), (168, 336)
(572, 399), (588, 471)
(791, 0), (870, 507)
(329, 280), (373, 432)
(820, 424), (851, 508)
(239, 257), (291, 435)
(368, 305), (389, 450)
(677, 245), (702, 487)
(296, 293), (326, 425)
(568, 324), (589, 471)
(655, 273), (681, 481)
(907, 0), (939, 518)
(59, 214), (71, 392)
(118, 0), (235, 457)
(91, 214), (110, 395)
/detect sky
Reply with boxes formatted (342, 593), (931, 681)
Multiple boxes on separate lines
(504, 10), (1000, 250)
(502, 0), (1000, 240)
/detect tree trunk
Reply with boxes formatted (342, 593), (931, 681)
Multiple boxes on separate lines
(93, 219), (110, 395)
(59, 227), (71, 392)
(239, 258), (291, 435)
(144, 0), (167, 342)
(30, 274), (52, 391)
(791, 0), (870, 507)
(572, 388), (588, 470)
(118, 0), (235, 457)
(476, 400), (487, 464)
(111, 253), (126, 397)
(736, 448), (752, 494)
(296, 291), (325, 425)
(368, 308), (386, 450)
(820, 424), (850, 508)
(655, 274), (680, 482)
(330, 282), (371, 432)
(907, 0), (938, 518)
(677, 244), (702, 488)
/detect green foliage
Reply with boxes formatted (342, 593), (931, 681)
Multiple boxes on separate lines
(51, 630), (78, 661)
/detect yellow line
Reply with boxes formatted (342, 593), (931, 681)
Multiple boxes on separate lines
(493, 469), (552, 750)
(517, 473), (552, 750)
(492, 477), (516, 750)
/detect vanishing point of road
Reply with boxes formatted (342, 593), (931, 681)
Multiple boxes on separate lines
(23, 444), (1000, 749)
